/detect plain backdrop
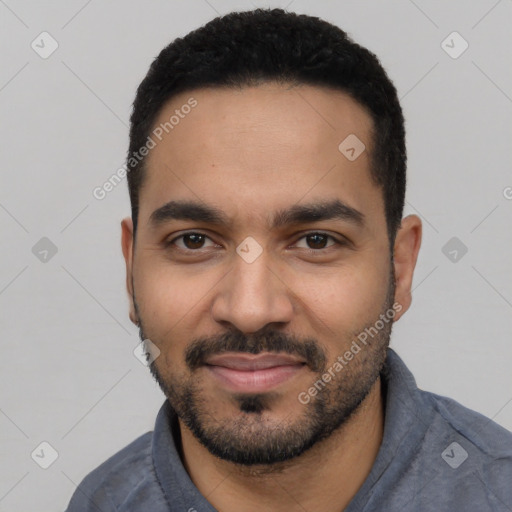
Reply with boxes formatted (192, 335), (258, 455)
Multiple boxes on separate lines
(1, 0), (511, 510)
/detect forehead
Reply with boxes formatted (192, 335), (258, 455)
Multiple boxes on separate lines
(139, 83), (384, 233)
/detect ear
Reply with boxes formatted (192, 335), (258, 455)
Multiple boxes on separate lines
(121, 217), (138, 325)
(392, 214), (422, 321)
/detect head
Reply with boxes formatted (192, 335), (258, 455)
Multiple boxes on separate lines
(121, 8), (421, 467)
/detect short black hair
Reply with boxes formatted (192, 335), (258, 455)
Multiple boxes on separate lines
(127, 8), (406, 244)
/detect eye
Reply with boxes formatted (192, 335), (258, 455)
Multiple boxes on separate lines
(165, 231), (346, 255)
(294, 232), (341, 251)
(167, 232), (217, 251)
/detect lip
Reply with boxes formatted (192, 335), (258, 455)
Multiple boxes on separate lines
(204, 352), (306, 393)
(205, 352), (306, 370)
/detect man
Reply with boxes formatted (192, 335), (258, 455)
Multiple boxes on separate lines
(66, 8), (512, 512)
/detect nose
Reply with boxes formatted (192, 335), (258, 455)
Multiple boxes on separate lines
(210, 248), (294, 333)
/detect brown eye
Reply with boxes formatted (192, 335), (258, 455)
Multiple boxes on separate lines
(167, 232), (217, 251)
(306, 233), (329, 249)
(182, 233), (206, 249)
(295, 232), (338, 250)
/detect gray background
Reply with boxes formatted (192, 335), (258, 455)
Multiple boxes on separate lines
(1, 0), (511, 510)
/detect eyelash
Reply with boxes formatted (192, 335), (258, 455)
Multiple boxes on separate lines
(164, 231), (346, 255)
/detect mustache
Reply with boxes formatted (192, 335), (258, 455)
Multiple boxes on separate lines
(185, 328), (327, 373)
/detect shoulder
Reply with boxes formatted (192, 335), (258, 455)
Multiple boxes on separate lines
(421, 389), (512, 508)
(425, 390), (512, 459)
(65, 431), (167, 511)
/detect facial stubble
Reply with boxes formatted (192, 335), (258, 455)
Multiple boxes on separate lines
(133, 268), (395, 468)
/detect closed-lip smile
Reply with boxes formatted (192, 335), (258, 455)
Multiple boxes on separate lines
(204, 352), (307, 392)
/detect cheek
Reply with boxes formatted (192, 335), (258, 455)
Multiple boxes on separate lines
(135, 273), (193, 372)
(133, 261), (219, 344)
(289, 259), (389, 334)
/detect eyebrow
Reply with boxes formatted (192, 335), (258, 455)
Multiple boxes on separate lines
(148, 198), (365, 230)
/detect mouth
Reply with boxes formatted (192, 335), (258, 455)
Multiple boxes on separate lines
(204, 352), (307, 393)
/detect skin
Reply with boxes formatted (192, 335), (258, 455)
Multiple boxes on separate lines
(121, 83), (422, 512)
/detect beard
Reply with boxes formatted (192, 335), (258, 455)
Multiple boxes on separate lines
(134, 267), (395, 469)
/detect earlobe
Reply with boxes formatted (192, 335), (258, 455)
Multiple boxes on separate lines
(392, 214), (422, 321)
(121, 217), (139, 326)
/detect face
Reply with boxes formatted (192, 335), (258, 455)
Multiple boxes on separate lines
(122, 83), (419, 466)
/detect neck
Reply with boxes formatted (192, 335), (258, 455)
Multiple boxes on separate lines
(178, 376), (384, 512)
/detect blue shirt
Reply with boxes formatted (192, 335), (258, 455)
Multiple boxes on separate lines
(65, 349), (512, 511)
